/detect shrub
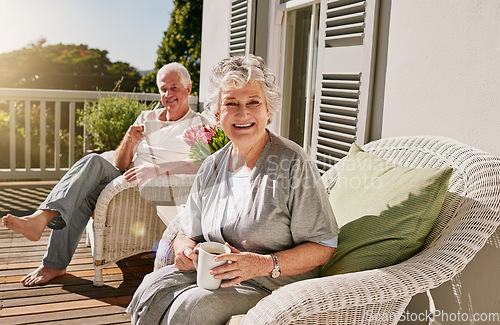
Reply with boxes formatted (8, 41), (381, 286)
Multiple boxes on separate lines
(78, 96), (155, 152)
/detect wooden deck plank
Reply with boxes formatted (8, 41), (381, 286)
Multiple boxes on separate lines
(1, 279), (141, 299)
(0, 295), (133, 317)
(0, 257), (94, 270)
(0, 262), (100, 278)
(1, 306), (129, 325)
(0, 252), (91, 264)
(0, 246), (91, 257)
(2, 284), (138, 308)
(1, 266), (128, 284)
(0, 273), (131, 292)
(47, 314), (132, 325)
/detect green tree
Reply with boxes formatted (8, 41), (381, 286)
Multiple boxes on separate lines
(140, 0), (203, 95)
(0, 39), (141, 91)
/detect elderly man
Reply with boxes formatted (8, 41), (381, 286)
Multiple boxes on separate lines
(2, 63), (207, 286)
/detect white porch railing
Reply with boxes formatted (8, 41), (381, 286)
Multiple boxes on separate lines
(0, 88), (197, 181)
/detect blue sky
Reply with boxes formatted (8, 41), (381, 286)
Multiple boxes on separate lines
(0, 0), (175, 71)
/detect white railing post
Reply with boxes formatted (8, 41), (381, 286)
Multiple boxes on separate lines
(25, 100), (31, 171)
(9, 100), (16, 172)
(40, 101), (46, 172)
(69, 101), (76, 166)
(83, 102), (89, 155)
(54, 101), (61, 172)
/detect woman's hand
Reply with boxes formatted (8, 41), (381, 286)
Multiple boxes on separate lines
(174, 245), (199, 271)
(211, 242), (336, 287)
(211, 243), (273, 288)
(172, 232), (198, 271)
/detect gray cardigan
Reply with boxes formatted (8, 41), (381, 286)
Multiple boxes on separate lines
(181, 130), (339, 256)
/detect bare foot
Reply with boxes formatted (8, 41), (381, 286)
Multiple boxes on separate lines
(2, 210), (58, 241)
(20, 265), (66, 286)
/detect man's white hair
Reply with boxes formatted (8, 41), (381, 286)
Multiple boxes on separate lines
(156, 63), (191, 88)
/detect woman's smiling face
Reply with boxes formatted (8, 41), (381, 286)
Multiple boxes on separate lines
(218, 81), (270, 149)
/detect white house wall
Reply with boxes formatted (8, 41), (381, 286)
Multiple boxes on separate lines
(379, 0), (500, 157)
(199, 0), (232, 110)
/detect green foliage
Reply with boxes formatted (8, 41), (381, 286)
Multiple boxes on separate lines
(140, 0), (203, 95)
(0, 39), (141, 91)
(138, 71), (157, 94)
(208, 128), (230, 154)
(78, 96), (154, 152)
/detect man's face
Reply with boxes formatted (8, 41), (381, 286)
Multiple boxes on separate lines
(158, 72), (192, 121)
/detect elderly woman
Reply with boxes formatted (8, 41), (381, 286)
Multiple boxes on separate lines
(126, 55), (339, 324)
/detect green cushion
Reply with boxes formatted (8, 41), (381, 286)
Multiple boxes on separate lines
(320, 143), (452, 276)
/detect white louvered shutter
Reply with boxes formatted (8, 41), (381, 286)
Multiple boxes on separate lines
(311, 0), (379, 173)
(229, 0), (255, 56)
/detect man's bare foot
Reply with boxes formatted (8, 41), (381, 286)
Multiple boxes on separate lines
(20, 265), (66, 286)
(2, 210), (58, 241)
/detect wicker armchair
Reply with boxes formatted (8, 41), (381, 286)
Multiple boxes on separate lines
(89, 172), (195, 286)
(156, 136), (500, 324)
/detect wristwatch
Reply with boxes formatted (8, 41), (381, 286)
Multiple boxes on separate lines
(270, 253), (281, 278)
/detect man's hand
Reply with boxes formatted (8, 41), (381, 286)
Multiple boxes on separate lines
(123, 164), (161, 185)
(125, 125), (145, 144)
(114, 125), (144, 171)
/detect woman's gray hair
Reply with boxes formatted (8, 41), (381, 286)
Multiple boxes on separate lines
(156, 62), (191, 88)
(205, 55), (281, 117)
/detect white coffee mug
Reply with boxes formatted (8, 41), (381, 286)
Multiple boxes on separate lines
(193, 242), (231, 290)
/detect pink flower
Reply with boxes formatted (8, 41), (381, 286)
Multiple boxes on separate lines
(182, 125), (201, 146)
(198, 125), (216, 144)
(182, 124), (216, 145)
(182, 123), (230, 162)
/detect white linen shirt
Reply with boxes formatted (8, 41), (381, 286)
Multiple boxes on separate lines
(131, 108), (207, 167)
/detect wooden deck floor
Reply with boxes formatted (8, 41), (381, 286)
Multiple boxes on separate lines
(0, 183), (154, 324)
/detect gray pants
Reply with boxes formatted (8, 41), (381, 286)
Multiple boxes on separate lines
(39, 153), (122, 270)
(163, 283), (269, 324)
(127, 266), (270, 325)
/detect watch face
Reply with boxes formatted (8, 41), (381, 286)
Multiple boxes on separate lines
(271, 269), (280, 278)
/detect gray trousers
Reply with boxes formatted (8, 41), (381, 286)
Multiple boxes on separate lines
(163, 282), (269, 324)
(39, 153), (122, 270)
(127, 266), (270, 325)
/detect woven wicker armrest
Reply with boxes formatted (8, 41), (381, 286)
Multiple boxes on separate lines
(244, 247), (460, 325)
(242, 267), (413, 325)
(93, 175), (139, 228)
(139, 174), (196, 203)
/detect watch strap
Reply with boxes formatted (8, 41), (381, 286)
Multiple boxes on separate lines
(270, 253), (280, 278)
